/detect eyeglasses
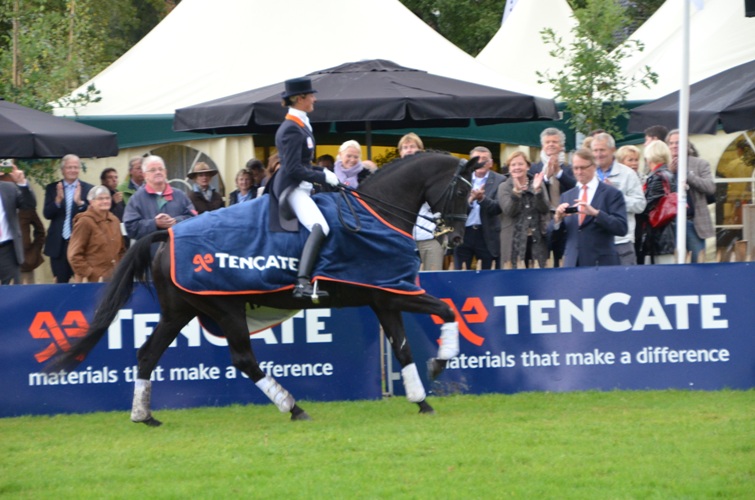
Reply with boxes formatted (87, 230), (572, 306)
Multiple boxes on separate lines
(572, 165), (594, 171)
(145, 167), (166, 174)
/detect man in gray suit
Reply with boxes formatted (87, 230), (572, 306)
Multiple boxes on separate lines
(0, 161), (36, 284)
(666, 130), (716, 263)
(453, 146), (506, 270)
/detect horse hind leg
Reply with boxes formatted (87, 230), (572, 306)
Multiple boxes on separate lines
(131, 307), (196, 427)
(219, 303), (311, 421)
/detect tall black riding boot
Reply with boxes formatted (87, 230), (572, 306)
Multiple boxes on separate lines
(292, 223), (329, 301)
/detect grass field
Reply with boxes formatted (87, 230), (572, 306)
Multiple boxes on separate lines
(1, 390), (753, 498)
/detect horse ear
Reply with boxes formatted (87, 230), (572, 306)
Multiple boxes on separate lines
(463, 156), (480, 177)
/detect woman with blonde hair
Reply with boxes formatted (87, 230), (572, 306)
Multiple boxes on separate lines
(67, 185), (125, 282)
(641, 140), (676, 264)
(334, 140), (370, 188)
(497, 151), (550, 269)
(616, 145), (643, 179)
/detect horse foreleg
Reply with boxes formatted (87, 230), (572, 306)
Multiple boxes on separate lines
(131, 310), (194, 427)
(390, 293), (460, 381)
(220, 307), (311, 421)
(371, 306), (434, 414)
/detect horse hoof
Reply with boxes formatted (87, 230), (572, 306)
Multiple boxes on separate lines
(426, 358), (447, 380)
(417, 400), (435, 415)
(134, 416), (162, 427)
(290, 405), (312, 421)
(291, 411), (312, 421)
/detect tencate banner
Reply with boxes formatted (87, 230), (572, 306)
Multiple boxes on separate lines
(1, 284), (381, 418)
(394, 263), (755, 396)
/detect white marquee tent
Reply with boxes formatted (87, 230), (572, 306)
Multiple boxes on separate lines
(618, 0), (755, 162)
(51, 0), (557, 204)
(56, 0), (545, 119)
(476, 0), (577, 97)
(620, 0), (755, 102)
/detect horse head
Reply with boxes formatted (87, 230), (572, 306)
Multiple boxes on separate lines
(425, 156), (478, 248)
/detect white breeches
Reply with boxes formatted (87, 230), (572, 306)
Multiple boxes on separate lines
(289, 181), (330, 235)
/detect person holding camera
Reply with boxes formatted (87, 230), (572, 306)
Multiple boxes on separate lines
(549, 148), (627, 267)
(0, 161), (37, 284)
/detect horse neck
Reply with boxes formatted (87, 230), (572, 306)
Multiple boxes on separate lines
(357, 155), (453, 234)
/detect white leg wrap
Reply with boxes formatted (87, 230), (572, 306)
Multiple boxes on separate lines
(256, 375), (295, 413)
(437, 321), (460, 360)
(401, 363), (426, 403)
(131, 378), (152, 422)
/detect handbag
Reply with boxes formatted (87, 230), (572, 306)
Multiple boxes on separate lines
(648, 175), (678, 228)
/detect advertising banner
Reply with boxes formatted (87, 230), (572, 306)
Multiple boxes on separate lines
(3, 263), (753, 418)
(1, 284), (381, 418)
(394, 263), (755, 396)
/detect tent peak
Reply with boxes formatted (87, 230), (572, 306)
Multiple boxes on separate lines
(310, 60), (425, 76)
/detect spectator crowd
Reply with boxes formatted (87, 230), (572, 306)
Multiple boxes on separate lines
(0, 122), (725, 285)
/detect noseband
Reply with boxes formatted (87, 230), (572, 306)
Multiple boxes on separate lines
(427, 158), (471, 237)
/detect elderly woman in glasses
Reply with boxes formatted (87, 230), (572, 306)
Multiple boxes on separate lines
(67, 185), (125, 282)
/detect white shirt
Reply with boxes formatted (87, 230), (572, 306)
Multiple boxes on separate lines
(466, 172), (489, 226)
(413, 203), (437, 241)
(0, 191), (10, 244)
(287, 107), (312, 132)
(576, 176), (600, 206)
(552, 176), (599, 230)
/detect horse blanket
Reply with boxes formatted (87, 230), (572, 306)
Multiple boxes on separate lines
(169, 193), (423, 295)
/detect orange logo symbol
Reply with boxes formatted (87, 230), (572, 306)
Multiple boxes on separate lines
(432, 297), (487, 346)
(193, 253), (214, 272)
(28, 311), (88, 363)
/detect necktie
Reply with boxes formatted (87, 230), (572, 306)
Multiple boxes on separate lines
(579, 185), (588, 225)
(62, 184), (74, 239)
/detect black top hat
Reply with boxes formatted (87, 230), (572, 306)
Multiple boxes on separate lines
(281, 77), (318, 99)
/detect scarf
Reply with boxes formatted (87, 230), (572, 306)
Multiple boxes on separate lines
(334, 160), (364, 188)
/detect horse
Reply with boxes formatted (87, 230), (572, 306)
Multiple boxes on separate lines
(45, 152), (478, 425)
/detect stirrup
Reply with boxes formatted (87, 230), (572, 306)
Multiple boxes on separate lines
(292, 278), (329, 303)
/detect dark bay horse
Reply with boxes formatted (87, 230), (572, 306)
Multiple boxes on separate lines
(46, 153), (477, 425)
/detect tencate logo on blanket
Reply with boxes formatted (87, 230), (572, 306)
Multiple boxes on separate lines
(193, 252), (300, 273)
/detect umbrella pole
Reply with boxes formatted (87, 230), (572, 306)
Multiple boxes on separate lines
(366, 121), (372, 160)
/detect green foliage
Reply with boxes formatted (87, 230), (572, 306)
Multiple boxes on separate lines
(538, 0), (658, 138)
(0, 0), (171, 184)
(400, 0), (506, 56)
(1, 391), (753, 497)
(373, 148), (401, 167)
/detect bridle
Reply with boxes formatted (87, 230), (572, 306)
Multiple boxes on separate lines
(428, 158), (471, 236)
(337, 158), (471, 236)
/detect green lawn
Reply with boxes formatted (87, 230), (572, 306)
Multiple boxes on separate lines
(1, 390), (752, 498)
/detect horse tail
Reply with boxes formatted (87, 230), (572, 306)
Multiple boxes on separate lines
(44, 231), (169, 373)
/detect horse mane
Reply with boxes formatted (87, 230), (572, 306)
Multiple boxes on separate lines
(357, 150), (453, 189)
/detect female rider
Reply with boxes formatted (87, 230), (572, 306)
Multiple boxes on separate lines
(271, 77), (339, 300)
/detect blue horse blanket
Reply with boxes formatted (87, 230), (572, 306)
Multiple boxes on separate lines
(169, 193), (423, 295)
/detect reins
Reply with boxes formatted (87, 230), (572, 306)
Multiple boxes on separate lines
(334, 158), (470, 236)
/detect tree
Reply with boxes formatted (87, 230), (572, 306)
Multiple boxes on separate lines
(537, 0), (657, 138)
(0, 0), (173, 111)
(399, 0), (506, 56)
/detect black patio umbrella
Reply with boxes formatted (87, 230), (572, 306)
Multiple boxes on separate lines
(173, 59), (558, 139)
(628, 59), (755, 135)
(0, 99), (119, 158)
